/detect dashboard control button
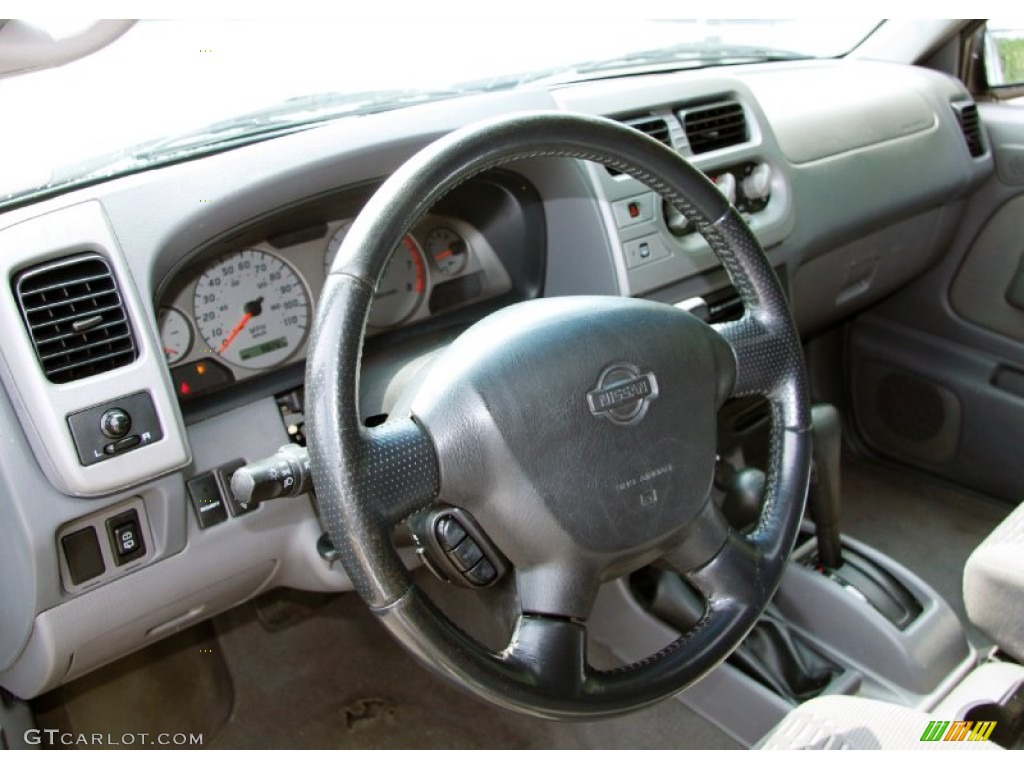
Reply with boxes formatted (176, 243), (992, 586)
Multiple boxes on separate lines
(715, 172), (737, 205)
(741, 162), (772, 201)
(187, 472), (228, 529)
(103, 435), (141, 455)
(612, 193), (654, 227)
(99, 408), (131, 438)
(106, 510), (145, 566)
(67, 391), (164, 466)
(623, 235), (670, 269)
(61, 527), (106, 585)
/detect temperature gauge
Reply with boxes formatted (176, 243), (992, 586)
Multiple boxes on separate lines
(426, 226), (468, 276)
(159, 307), (192, 365)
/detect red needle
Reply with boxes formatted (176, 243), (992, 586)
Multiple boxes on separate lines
(433, 248), (453, 261)
(219, 311), (252, 352)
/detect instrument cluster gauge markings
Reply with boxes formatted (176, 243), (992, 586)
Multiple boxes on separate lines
(324, 222), (427, 328)
(158, 307), (193, 365)
(425, 226), (468, 276)
(193, 249), (310, 369)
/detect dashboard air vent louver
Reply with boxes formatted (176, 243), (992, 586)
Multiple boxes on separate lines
(13, 254), (137, 384)
(682, 101), (748, 154)
(625, 116), (672, 147)
(952, 102), (984, 158)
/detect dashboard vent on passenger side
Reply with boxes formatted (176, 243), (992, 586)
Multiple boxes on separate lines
(13, 254), (137, 384)
(681, 101), (748, 154)
(952, 102), (985, 158)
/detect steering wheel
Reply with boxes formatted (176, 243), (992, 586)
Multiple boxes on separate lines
(306, 111), (810, 720)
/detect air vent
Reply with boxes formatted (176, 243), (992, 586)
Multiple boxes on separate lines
(625, 116), (672, 147)
(13, 254), (137, 384)
(952, 102), (985, 158)
(682, 101), (748, 154)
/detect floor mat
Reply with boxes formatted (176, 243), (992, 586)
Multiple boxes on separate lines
(840, 454), (1012, 634)
(32, 622), (232, 749)
(206, 588), (740, 749)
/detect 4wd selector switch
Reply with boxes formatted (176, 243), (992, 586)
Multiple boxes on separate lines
(99, 408), (131, 438)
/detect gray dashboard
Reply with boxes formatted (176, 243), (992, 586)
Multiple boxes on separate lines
(0, 58), (993, 698)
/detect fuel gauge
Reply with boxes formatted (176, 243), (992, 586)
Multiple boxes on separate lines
(426, 226), (468, 276)
(159, 307), (192, 365)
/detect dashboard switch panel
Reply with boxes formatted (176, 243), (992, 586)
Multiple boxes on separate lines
(187, 472), (229, 529)
(66, 391), (164, 467)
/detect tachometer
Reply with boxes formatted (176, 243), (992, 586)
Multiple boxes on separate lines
(193, 249), (310, 369)
(324, 222), (426, 328)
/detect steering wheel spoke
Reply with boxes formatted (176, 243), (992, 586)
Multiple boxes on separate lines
(505, 614), (589, 697)
(359, 417), (440, 527)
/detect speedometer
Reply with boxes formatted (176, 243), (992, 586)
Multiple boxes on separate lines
(193, 249), (310, 369)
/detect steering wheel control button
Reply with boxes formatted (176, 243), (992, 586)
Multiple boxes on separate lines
(66, 391), (165, 466)
(105, 508), (146, 566)
(99, 408), (131, 438)
(61, 527), (106, 586)
(435, 515), (467, 551)
(187, 472), (228, 529)
(407, 507), (508, 589)
(450, 536), (484, 571)
(587, 363), (660, 426)
(465, 557), (497, 586)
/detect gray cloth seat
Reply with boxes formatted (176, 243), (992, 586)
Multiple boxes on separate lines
(759, 695), (1000, 750)
(964, 501), (1024, 660)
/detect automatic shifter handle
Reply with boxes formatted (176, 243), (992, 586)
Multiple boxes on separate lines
(809, 403), (843, 569)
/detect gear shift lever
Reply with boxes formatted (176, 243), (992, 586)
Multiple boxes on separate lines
(809, 403), (843, 569)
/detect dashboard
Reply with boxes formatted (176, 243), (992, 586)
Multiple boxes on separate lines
(0, 57), (994, 700)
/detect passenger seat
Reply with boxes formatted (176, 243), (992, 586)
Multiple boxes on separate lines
(963, 502), (1024, 661)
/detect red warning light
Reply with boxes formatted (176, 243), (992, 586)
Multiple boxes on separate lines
(179, 381), (191, 396)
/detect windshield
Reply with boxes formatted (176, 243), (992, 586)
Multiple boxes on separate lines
(0, 19), (881, 207)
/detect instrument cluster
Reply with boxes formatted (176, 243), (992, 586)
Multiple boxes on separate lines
(157, 213), (511, 400)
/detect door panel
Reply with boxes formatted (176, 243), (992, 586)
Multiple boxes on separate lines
(847, 103), (1024, 503)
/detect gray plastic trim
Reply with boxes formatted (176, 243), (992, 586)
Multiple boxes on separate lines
(590, 530), (978, 746)
(0, 200), (190, 496)
(774, 535), (975, 696)
(933, 661), (1024, 720)
(55, 497), (153, 595)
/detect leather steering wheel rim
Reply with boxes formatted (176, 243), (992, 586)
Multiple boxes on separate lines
(306, 111), (811, 720)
